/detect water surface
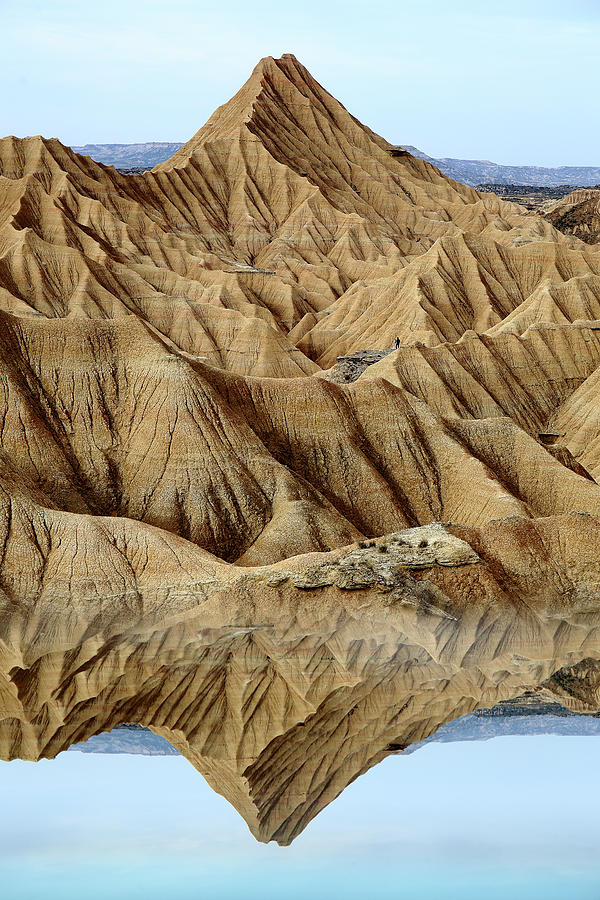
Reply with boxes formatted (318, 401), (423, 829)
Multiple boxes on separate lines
(2, 735), (599, 899)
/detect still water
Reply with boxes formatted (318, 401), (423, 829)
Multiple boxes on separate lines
(1, 735), (599, 900)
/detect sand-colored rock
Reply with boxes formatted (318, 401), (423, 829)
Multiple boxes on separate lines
(0, 54), (596, 377)
(3, 311), (600, 567)
(2, 54), (600, 844)
(544, 187), (600, 245)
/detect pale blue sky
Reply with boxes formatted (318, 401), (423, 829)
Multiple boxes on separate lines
(2, 0), (600, 165)
(1, 737), (600, 899)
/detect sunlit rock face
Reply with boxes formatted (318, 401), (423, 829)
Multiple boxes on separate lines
(0, 56), (599, 564)
(2, 54), (600, 846)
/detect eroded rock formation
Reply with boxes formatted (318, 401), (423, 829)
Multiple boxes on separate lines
(1, 54), (600, 843)
(544, 187), (600, 245)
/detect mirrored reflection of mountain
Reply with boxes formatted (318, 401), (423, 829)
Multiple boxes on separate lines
(69, 724), (179, 756)
(407, 707), (600, 752)
(70, 704), (600, 757)
(2, 518), (600, 844)
(74, 686), (600, 757)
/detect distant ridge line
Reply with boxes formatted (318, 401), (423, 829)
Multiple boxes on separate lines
(400, 146), (600, 187)
(71, 140), (600, 186)
(71, 142), (184, 169)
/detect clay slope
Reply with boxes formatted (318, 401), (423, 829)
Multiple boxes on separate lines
(3, 310), (600, 568)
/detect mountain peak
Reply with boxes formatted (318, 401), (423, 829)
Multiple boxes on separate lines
(253, 52), (299, 70)
(250, 53), (310, 82)
(153, 54), (338, 171)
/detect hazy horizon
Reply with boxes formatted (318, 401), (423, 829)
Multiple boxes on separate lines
(2, 0), (600, 167)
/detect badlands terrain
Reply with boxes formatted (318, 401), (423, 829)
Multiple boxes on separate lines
(1, 53), (600, 841)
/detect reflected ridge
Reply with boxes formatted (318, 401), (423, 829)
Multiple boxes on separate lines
(2, 515), (600, 843)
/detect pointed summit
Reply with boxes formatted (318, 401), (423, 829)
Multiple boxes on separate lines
(153, 54), (359, 172)
(250, 52), (333, 94)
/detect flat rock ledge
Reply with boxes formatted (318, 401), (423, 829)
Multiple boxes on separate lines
(286, 524), (479, 590)
(325, 349), (393, 383)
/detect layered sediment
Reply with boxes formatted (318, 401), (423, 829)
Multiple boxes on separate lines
(544, 187), (600, 244)
(1, 54), (600, 842)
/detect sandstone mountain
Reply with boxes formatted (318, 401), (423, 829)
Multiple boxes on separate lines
(0, 53), (599, 560)
(1, 54), (589, 379)
(2, 54), (600, 841)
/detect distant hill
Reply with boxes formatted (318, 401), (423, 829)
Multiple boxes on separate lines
(71, 142), (183, 169)
(401, 145), (600, 187)
(69, 724), (178, 755)
(71, 141), (600, 186)
(70, 706), (600, 756)
(404, 698), (600, 753)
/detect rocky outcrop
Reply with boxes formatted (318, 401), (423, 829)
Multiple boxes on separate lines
(324, 349), (393, 383)
(544, 187), (600, 244)
(288, 526), (479, 590)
